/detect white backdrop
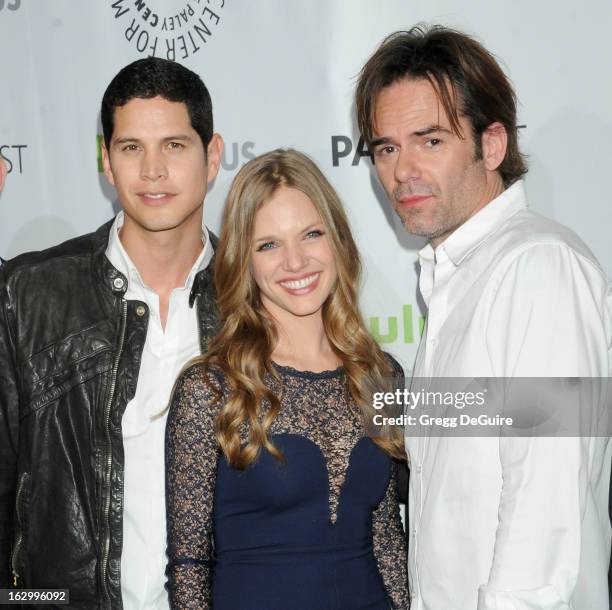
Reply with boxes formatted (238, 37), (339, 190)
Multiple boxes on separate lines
(1, 0), (611, 372)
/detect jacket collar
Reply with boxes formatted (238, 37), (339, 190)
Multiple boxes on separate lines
(92, 219), (219, 303)
(92, 219), (127, 297)
(190, 232), (218, 307)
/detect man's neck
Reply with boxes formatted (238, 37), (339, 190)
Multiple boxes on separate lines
(119, 214), (204, 296)
(430, 173), (506, 249)
(477, 173), (506, 213)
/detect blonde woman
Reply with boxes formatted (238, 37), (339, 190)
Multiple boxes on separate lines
(165, 149), (409, 609)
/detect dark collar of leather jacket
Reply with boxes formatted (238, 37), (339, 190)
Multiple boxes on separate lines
(92, 219), (219, 341)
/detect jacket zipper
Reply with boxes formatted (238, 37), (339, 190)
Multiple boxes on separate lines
(100, 300), (127, 602)
(11, 472), (28, 587)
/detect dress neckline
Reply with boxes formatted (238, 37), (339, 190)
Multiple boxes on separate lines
(271, 361), (344, 380)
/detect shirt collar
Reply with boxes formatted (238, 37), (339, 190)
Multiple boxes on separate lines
(418, 179), (527, 269)
(416, 180), (527, 306)
(104, 211), (213, 292)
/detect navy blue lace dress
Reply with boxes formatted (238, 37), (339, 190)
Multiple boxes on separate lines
(165, 362), (409, 610)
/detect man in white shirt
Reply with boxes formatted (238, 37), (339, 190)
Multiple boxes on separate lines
(356, 24), (612, 609)
(0, 58), (222, 608)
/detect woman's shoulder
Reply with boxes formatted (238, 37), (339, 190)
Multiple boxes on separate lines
(382, 352), (405, 378)
(172, 360), (229, 409)
(180, 360), (226, 384)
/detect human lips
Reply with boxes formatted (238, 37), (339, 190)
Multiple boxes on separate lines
(137, 192), (176, 205)
(397, 194), (432, 208)
(279, 272), (321, 294)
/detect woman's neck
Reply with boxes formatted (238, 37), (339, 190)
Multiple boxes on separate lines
(271, 312), (341, 373)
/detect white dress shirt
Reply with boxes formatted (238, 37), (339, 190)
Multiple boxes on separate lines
(406, 181), (612, 610)
(105, 212), (213, 610)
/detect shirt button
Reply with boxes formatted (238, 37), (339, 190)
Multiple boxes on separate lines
(136, 305), (146, 317)
(416, 465), (422, 474)
(112, 277), (125, 290)
(412, 528), (417, 537)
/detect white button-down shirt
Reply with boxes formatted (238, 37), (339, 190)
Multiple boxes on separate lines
(406, 181), (612, 610)
(105, 212), (213, 610)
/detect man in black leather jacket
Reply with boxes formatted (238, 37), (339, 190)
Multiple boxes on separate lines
(0, 58), (223, 609)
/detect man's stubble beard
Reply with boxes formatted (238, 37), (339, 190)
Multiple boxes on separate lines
(393, 197), (453, 242)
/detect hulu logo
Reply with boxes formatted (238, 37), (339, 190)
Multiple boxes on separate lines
(369, 304), (425, 344)
(97, 135), (104, 173)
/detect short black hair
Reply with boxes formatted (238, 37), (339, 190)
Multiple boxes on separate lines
(101, 57), (213, 153)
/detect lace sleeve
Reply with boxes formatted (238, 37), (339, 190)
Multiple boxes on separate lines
(384, 352), (409, 505)
(372, 461), (410, 609)
(384, 351), (405, 382)
(165, 363), (223, 610)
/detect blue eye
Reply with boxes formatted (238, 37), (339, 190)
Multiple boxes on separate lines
(305, 229), (324, 239)
(256, 241), (276, 252)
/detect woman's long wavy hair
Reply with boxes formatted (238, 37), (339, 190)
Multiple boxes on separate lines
(198, 148), (405, 468)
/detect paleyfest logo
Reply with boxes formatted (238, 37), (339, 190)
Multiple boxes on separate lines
(0, 145), (28, 174)
(331, 127), (527, 167)
(96, 135), (255, 173)
(110, 0), (225, 59)
(331, 135), (373, 167)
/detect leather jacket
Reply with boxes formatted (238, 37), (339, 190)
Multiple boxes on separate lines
(0, 220), (219, 609)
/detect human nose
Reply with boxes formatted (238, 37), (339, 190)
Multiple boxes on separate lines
(282, 241), (308, 272)
(140, 149), (168, 181)
(394, 148), (421, 183)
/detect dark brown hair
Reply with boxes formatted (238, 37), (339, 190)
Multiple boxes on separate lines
(356, 24), (527, 186)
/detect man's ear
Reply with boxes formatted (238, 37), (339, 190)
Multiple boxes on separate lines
(481, 122), (507, 172)
(206, 133), (224, 185)
(101, 143), (115, 187)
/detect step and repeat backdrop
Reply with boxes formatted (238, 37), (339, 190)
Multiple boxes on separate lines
(1, 0), (611, 370)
